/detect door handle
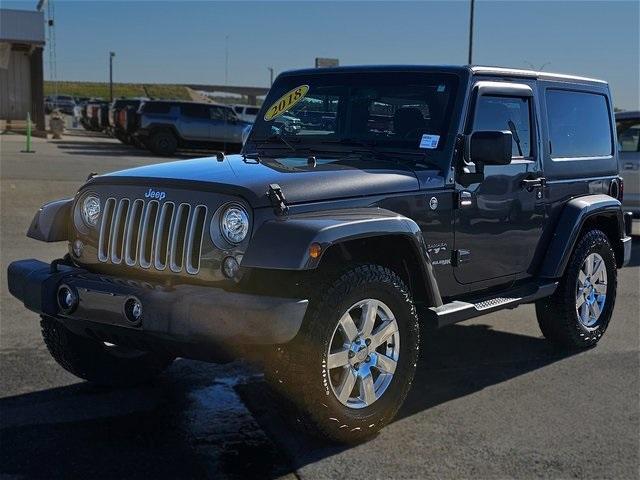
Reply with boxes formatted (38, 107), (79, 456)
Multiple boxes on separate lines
(521, 177), (547, 191)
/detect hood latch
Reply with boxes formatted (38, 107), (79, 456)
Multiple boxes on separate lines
(267, 183), (289, 216)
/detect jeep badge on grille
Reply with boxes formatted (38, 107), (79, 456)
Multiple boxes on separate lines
(144, 188), (166, 201)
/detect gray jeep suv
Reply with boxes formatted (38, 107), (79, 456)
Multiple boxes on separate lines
(135, 100), (252, 155)
(8, 65), (632, 443)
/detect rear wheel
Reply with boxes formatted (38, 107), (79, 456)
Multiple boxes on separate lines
(41, 316), (174, 386)
(536, 229), (617, 349)
(266, 264), (419, 443)
(149, 129), (178, 156)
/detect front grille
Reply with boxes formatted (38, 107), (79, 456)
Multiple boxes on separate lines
(98, 198), (207, 275)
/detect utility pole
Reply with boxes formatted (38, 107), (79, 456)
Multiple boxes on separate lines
(225, 35), (229, 85)
(468, 0), (475, 65)
(109, 51), (115, 101)
(267, 67), (274, 86)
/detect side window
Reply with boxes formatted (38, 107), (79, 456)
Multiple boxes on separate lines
(223, 108), (238, 121)
(617, 121), (640, 152)
(210, 107), (225, 120)
(473, 95), (532, 157)
(546, 90), (612, 158)
(234, 106), (243, 114)
(246, 107), (259, 115)
(143, 102), (171, 114)
(181, 104), (210, 119)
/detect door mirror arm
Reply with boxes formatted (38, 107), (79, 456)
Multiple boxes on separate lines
(457, 134), (485, 186)
(457, 130), (513, 186)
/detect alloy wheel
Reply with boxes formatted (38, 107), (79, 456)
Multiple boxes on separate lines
(326, 299), (400, 409)
(576, 252), (607, 329)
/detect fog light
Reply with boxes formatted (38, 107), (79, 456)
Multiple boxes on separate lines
(72, 239), (84, 258)
(57, 285), (78, 314)
(124, 297), (143, 324)
(222, 256), (239, 278)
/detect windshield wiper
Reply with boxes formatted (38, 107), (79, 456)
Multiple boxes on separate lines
(257, 130), (296, 153)
(507, 120), (523, 157)
(321, 139), (438, 168)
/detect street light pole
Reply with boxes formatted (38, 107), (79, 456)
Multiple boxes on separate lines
(267, 67), (274, 87)
(109, 51), (115, 101)
(225, 35), (229, 85)
(468, 0), (475, 65)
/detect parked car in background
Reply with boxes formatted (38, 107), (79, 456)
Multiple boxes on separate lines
(81, 99), (109, 132)
(109, 98), (147, 144)
(45, 95), (76, 115)
(233, 104), (261, 122)
(134, 100), (251, 155)
(616, 111), (639, 218)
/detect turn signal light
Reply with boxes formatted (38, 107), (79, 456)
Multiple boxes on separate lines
(309, 243), (322, 259)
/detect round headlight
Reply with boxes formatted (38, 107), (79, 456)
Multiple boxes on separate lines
(220, 205), (249, 244)
(81, 195), (101, 226)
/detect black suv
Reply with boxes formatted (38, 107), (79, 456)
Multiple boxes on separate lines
(134, 100), (252, 155)
(8, 66), (632, 443)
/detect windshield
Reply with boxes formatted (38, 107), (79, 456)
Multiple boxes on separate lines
(246, 71), (460, 169)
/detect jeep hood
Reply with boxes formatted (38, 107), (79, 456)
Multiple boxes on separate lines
(91, 154), (421, 208)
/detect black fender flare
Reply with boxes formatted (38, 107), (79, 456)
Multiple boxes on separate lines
(26, 198), (72, 242)
(242, 208), (442, 307)
(539, 194), (625, 278)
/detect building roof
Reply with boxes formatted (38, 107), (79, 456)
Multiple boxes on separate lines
(0, 9), (45, 45)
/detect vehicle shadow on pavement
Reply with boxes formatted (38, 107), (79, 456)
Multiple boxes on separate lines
(0, 359), (285, 479)
(0, 382), (208, 479)
(236, 323), (579, 475)
(0, 323), (585, 479)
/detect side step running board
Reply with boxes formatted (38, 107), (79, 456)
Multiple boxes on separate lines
(428, 281), (558, 328)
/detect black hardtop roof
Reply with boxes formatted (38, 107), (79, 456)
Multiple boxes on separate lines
(279, 65), (607, 85)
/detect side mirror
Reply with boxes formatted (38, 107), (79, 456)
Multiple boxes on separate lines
(470, 130), (513, 166)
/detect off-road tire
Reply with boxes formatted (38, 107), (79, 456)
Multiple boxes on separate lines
(535, 229), (617, 349)
(149, 129), (178, 156)
(266, 264), (420, 443)
(41, 316), (174, 386)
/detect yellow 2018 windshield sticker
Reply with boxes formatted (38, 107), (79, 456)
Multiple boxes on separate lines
(264, 85), (309, 121)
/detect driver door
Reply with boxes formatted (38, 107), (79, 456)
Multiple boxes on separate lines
(454, 81), (546, 285)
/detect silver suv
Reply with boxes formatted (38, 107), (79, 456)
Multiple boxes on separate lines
(135, 100), (252, 155)
(616, 111), (640, 219)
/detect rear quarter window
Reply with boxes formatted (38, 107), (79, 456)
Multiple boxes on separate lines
(546, 89), (612, 158)
(142, 102), (172, 114)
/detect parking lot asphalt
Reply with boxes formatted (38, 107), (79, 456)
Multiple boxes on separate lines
(1, 130), (639, 479)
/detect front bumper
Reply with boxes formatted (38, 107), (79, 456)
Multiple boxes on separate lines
(8, 259), (308, 359)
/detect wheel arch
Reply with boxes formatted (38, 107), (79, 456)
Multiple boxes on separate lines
(539, 194), (626, 278)
(242, 208), (443, 307)
(147, 123), (181, 143)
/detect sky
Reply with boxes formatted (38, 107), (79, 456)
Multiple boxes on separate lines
(3, 0), (639, 109)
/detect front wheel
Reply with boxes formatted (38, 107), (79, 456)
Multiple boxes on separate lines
(536, 229), (617, 349)
(266, 264), (419, 443)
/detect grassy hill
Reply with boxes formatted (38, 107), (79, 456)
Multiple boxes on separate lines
(44, 81), (192, 100)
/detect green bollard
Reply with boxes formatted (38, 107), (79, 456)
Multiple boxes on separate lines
(21, 112), (35, 153)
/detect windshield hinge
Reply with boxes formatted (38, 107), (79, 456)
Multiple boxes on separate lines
(267, 183), (289, 216)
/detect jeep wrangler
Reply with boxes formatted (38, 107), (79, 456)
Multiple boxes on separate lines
(8, 66), (632, 443)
